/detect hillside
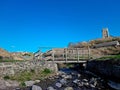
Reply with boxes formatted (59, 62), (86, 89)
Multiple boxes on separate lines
(0, 48), (33, 61)
(0, 48), (14, 60)
(68, 37), (120, 59)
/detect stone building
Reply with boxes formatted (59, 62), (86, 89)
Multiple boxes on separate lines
(102, 28), (110, 39)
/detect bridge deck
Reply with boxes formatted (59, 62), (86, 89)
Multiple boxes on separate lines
(47, 59), (88, 63)
(50, 60), (87, 63)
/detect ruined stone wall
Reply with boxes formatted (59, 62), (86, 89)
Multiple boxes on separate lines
(0, 60), (58, 77)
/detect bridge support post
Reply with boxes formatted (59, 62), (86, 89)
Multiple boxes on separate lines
(65, 48), (67, 63)
(77, 49), (79, 62)
(88, 46), (90, 59)
(63, 53), (64, 60)
(52, 49), (55, 62)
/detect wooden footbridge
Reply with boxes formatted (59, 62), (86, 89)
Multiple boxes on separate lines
(34, 47), (91, 63)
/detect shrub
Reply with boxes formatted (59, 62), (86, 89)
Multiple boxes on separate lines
(42, 68), (51, 74)
(20, 82), (26, 87)
(4, 75), (10, 80)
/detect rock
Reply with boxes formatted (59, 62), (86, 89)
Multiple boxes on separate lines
(71, 72), (75, 76)
(47, 86), (56, 90)
(55, 82), (62, 88)
(5, 81), (11, 87)
(32, 85), (42, 90)
(15, 87), (21, 90)
(77, 74), (81, 78)
(90, 84), (96, 88)
(35, 80), (40, 83)
(83, 79), (88, 82)
(61, 74), (66, 78)
(64, 75), (72, 79)
(89, 77), (97, 87)
(60, 79), (67, 84)
(78, 82), (83, 87)
(64, 87), (74, 90)
(93, 81), (97, 86)
(0, 80), (7, 90)
(25, 81), (35, 86)
(83, 82), (89, 86)
(73, 79), (80, 84)
(108, 80), (120, 90)
(5, 80), (19, 87)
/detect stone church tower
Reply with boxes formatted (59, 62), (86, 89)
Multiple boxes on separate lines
(102, 28), (109, 39)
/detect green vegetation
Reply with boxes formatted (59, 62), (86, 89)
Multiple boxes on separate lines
(3, 75), (10, 80)
(98, 54), (120, 60)
(42, 68), (52, 74)
(4, 68), (53, 87)
(66, 64), (74, 68)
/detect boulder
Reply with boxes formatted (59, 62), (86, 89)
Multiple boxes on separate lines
(32, 85), (42, 90)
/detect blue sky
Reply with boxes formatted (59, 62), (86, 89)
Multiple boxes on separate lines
(0, 0), (120, 52)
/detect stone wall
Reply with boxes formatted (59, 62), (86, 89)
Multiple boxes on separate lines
(0, 60), (58, 77)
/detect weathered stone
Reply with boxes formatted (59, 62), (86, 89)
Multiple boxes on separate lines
(64, 75), (72, 79)
(32, 85), (42, 90)
(15, 87), (21, 90)
(25, 81), (35, 86)
(61, 74), (66, 78)
(83, 79), (88, 82)
(60, 79), (67, 84)
(35, 80), (40, 83)
(77, 74), (81, 78)
(90, 84), (96, 88)
(5, 80), (19, 87)
(55, 82), (62, 88)
(108, 80), (120, 90)
(0, 80), (7, 90)
(78, 82), (83, 87)
(64, 87), (73, 90)
(73, 79), (80, 84)
(47, 86), (56, 90)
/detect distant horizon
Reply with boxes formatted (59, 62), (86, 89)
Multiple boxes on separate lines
(0, 0), (120, 52)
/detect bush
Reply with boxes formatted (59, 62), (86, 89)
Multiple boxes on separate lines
(42, 68), (51, 74)
(20, 82), (26, 87)
(4, 75), (10, 80)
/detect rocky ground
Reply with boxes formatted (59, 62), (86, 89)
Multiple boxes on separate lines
(9, 69), (113, 90)
(0, 68), (115, 90)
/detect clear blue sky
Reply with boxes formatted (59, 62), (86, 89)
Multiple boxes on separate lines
(0, 0), (120, 52)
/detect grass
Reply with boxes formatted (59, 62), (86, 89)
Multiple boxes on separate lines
(97, 54), (120, 60)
